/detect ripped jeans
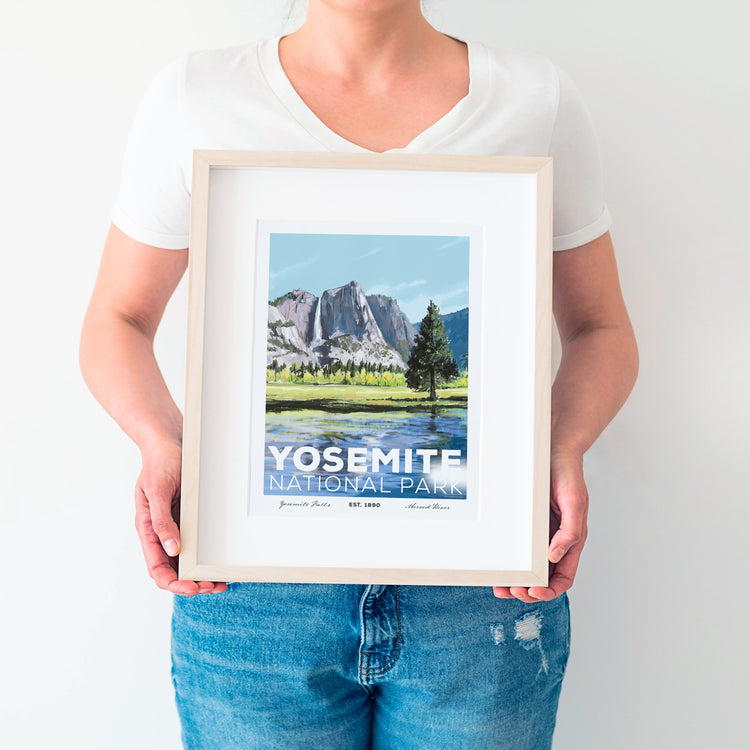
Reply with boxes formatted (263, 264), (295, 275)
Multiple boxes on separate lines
(172, 584), (570, 750)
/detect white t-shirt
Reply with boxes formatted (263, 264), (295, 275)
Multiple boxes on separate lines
(112, 37), (611, 252)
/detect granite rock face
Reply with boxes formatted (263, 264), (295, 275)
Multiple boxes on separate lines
(267, 281), (410, 369)
(367, 293), (417, 361)
(318, 281), (385, 340)
(275, 289), (317, 342)
(266, 304), (317, 366)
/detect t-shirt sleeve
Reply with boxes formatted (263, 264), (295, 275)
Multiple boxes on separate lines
(111, 57), (191, 249)
(550, 67), (611, 251)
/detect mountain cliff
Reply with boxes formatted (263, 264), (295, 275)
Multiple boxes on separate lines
(274, 289), (317, 342)
(266, 304), (317, 366)
(440, 307), (469, 366)
(315, 281), (385, 344)
(367, 294), (417, 360)
(267, 280), (414, 369)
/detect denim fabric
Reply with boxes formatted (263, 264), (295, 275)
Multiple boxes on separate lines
(172, 584), (570, 749)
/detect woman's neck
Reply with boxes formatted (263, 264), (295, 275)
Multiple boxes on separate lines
(277, 0), (469, 153)
(282, 0), (449, 83)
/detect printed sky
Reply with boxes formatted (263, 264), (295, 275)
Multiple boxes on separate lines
(268, 233), (470, 323)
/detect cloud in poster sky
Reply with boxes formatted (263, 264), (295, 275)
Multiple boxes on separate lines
(434, 237), (466, 252)
(269, 255), (319, 282)
(402, 284), (470, 321)
(359, 246), (382, 259)
(366, 279), (427, 297)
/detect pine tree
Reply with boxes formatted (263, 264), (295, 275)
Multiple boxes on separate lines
(406, 300), (459, 400)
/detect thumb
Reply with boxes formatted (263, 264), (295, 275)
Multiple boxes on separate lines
(140, 476), (181, 557)
(548, 464), (588, 565)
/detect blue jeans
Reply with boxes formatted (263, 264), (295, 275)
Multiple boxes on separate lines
(172, 584), (570, 749)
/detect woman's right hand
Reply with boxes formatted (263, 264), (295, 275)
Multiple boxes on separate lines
(136, 437), (227, 595)
(81, 226), (227, 595)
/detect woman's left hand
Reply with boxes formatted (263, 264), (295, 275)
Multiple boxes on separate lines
(493, 453), (588, 603)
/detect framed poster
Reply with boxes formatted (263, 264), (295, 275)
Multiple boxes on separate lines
(179, 151), (552, 587)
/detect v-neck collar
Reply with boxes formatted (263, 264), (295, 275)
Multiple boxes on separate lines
(258, 36), (489, 154)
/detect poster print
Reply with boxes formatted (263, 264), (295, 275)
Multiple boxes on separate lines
(249, 221), (483, 521)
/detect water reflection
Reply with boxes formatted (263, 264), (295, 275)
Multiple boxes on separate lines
(264, 407), (468, 499)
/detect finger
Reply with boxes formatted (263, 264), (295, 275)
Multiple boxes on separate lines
(547, 544), (582, 595)
(548, 491), (587, 564)
(139, 480), (181, 556)
(135, 502), (182, 590)
(172, 580), (227, 595)
(525, 587), (557, 602)
(139, 527), (188, 591)
(508, 586), (540, 604)
(493, 585), (549, 602)
(167, 580), (202, 596)
(529, 544), (583, 600)
(549, 474), (588, 564)
(549, 524), (585, 565)
(134, 488), (192, 593)
(195, 580), (226, 594)
(140, 533), (222, 595)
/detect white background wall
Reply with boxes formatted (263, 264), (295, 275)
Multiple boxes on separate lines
(1, 1), (747, 748)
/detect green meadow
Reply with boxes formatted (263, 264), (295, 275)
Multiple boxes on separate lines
(266, 382), (468, 413)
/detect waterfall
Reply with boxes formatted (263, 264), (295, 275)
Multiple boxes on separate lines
(312, 296), (323, 342)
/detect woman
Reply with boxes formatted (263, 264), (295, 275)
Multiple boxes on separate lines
(81, 1), (638, 748)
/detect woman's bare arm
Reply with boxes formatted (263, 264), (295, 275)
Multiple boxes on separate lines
(494, 230), (639, 601)
(80, 224), (226, 595)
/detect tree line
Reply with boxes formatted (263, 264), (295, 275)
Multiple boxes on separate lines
(266, 300), (464, 398)
(267, 359), (409, 387)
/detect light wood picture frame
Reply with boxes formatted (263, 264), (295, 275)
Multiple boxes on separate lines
(179, 151), (552, 586)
